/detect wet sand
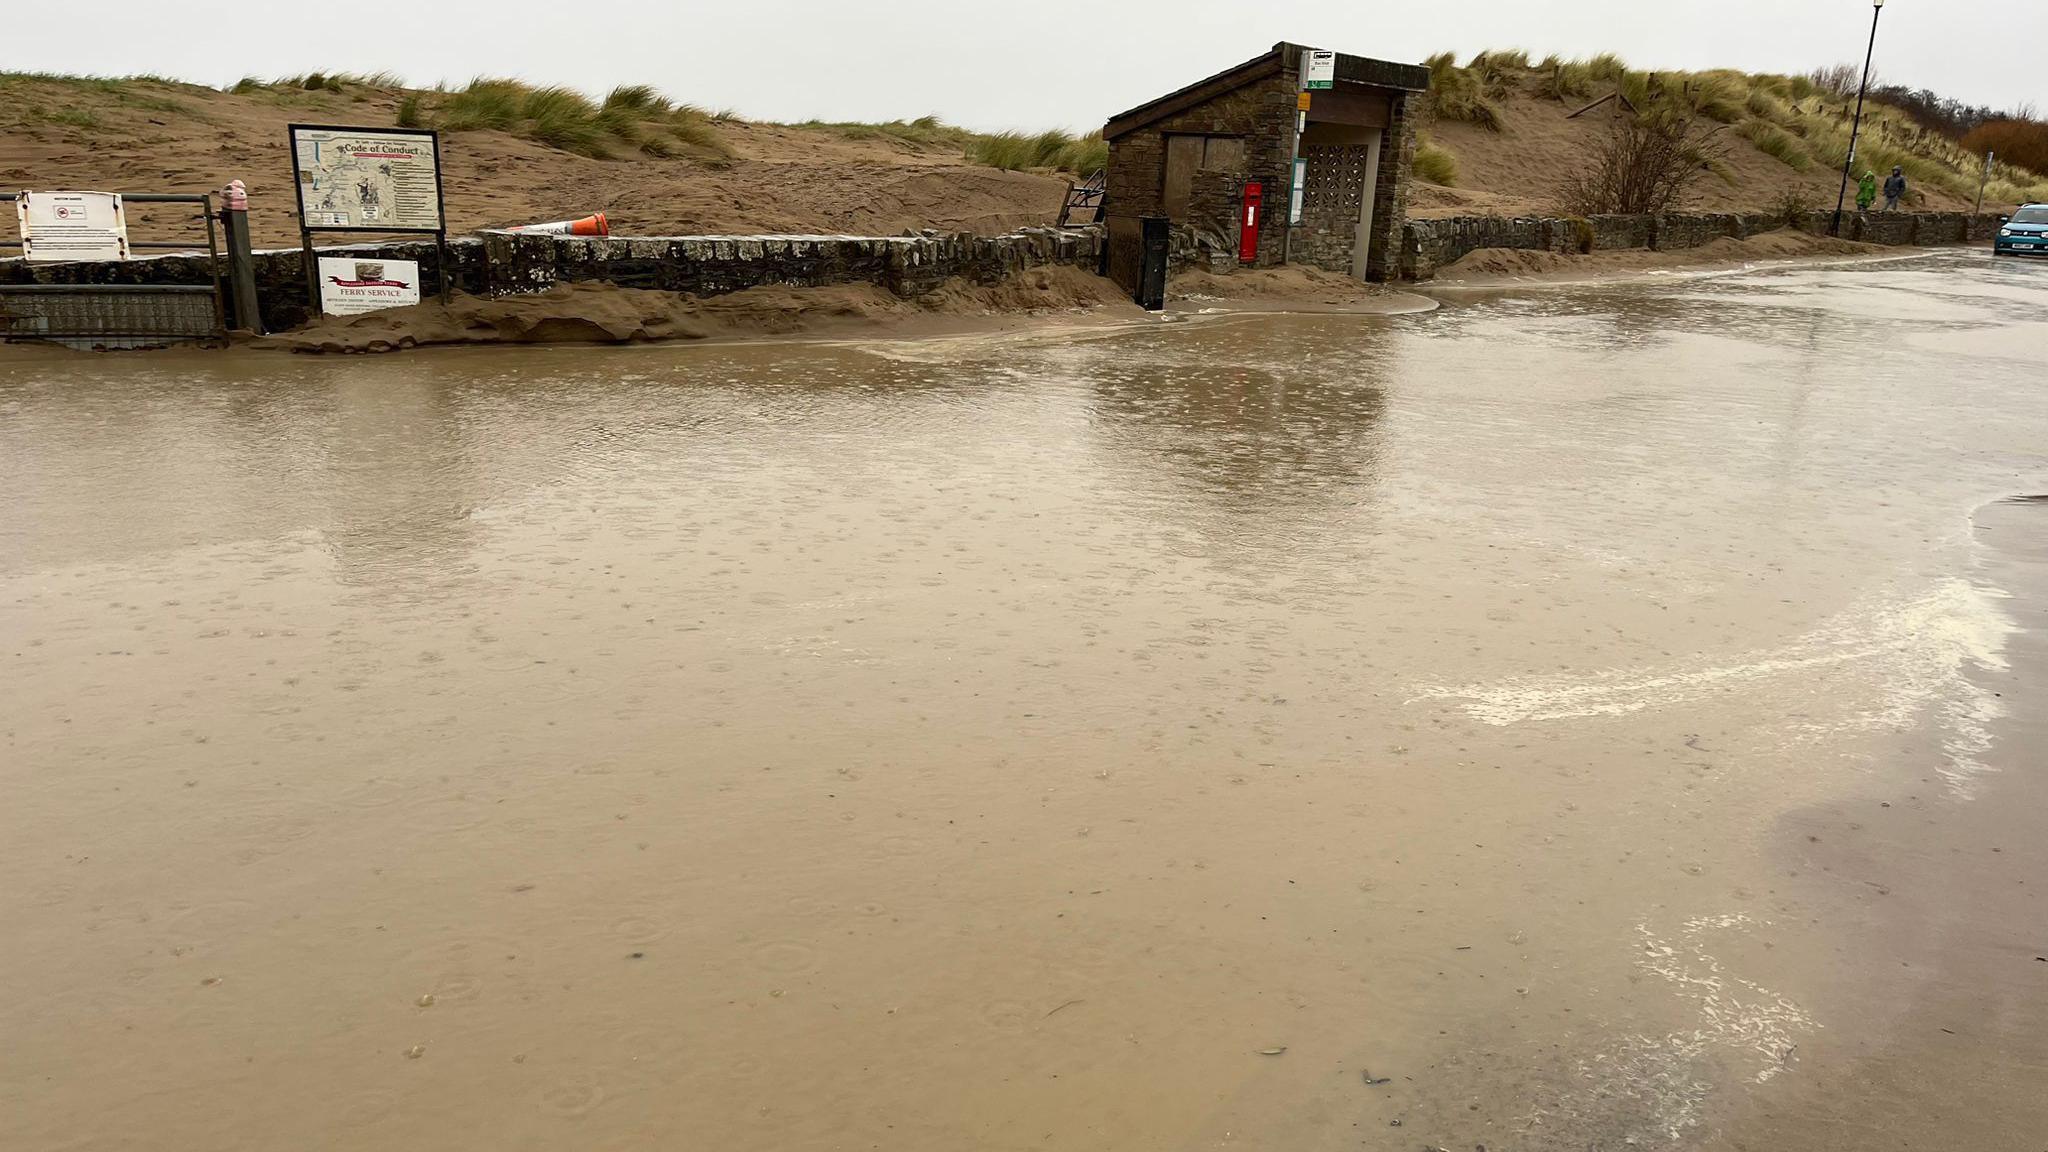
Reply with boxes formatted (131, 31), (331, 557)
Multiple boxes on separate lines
(3, 249), (2044, 1151)
(1422, 230), (1918, 288)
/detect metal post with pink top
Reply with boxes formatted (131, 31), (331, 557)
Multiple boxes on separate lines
(218, 179), (262, 333)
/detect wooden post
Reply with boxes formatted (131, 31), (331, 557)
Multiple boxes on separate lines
(219, 181), (263, 333)
(300, 227), (320, 322)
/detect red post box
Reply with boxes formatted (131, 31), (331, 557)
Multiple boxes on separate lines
(1238, 181), (1263, 264)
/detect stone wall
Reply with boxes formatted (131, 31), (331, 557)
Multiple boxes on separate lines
(1361, 92), (1418, 282)
(1401, 210), (2008, 280)
(1106, 49), (1423, 284)
(1584, 214), (1651, 252)
(1283, 56), (1420, 282)
(1399, 216), (1573, 277)
(1105, 69), (1296, 275)
(2, 227), (1106, 333)
(1842, 211), (1985, 246)
(1649, 212), (1737, 250)
(1179, 169), (1248, 271)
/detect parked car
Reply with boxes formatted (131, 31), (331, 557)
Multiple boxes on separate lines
(1994, 204), (2048, 256)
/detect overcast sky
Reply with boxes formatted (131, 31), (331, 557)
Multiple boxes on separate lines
(4, 1), (2040, 130)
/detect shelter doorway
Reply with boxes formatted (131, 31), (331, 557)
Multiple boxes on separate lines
(1298, 121), (1385, 280)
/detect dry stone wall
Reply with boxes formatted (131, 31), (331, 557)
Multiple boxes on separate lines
(1401, 210), (2008, 279)
(1, 227), (1105, 333)
(3, 208), (2013, 335)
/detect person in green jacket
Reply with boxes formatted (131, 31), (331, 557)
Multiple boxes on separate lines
(1856, 170), (1878, 213)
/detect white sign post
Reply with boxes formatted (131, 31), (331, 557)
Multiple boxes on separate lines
(289, 124), (448, 313)
(16, 191), (130, 262)
(1303, 50), (1337, 91)
(317, 256), (422, 316)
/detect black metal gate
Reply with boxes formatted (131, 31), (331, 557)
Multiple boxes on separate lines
(0, 192), (226, 349)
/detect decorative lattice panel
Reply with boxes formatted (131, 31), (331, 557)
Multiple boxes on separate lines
(1301, 143), (1371, 218)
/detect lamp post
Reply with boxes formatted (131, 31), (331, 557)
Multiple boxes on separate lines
(1830, 0), (1887, 236)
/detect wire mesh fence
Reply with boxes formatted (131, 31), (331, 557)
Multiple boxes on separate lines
(0, 285), (223, 349)
(1, 192), (225, 348)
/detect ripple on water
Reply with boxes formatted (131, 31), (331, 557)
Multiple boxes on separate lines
(538, 1072), (611, 1119)
(749, 940), (821, 976)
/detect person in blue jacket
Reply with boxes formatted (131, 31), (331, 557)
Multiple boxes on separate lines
(1883, 166), (1906, 211)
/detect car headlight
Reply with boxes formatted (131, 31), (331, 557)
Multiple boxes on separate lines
(2000, 228), (2013, 237)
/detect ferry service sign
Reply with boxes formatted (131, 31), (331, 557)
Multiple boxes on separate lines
(16, 190), (129, 261)
(317, 257), (421, 316)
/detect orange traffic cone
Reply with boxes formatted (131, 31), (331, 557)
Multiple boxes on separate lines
(507, 212), (608, 236)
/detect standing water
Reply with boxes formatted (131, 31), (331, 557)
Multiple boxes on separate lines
(4, 252), (2046, 1150)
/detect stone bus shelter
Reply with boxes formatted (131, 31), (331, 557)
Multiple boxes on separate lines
(1103, 42), (1430, 292)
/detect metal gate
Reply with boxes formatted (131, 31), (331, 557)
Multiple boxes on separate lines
(1136, 216), (1170, 311)
(0, 192), (227, 349)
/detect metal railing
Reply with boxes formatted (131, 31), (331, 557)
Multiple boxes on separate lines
(0, 192), (227, 347)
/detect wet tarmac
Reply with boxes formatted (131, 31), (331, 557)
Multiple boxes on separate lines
(3, 250), (2045, 1150)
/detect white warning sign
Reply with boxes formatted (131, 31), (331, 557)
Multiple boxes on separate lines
(16, 190), (129, 261)
(291, 126), (443, 231)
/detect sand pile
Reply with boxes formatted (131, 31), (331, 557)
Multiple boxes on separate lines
(1172, 264), (1388, 303)
(910, 265), (1131, 313)
(1435, 228), (1887, 282)
(1437, 249), (1578, 278)
(262, 267), (1136, 353)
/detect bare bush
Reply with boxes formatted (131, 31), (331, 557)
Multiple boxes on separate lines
(1768, 187), (1816, 228)
(1961, 119), (2048, 179)
(1809, 63), (1871, 100)
(1558, 112), (1730, 215)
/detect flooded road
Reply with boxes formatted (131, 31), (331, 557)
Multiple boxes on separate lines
(4, 251), (2046, 1151)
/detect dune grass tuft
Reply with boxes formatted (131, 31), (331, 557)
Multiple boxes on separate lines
(519, 85), (608, 155)
(439, 77), (525, 132)
(427, 79), (624, 157)
(1540, 59), (1597, 101)
(1424, 53), (1505, 131)
(603, 84), (672, 116)
(1584, 53), (1629, 83)
(1468, 49), (1528, 94)
(0, 70), (196, 120)
(1737, 118), (1811, 169)
(669, 107), (737, 162)
(1414, 137), (1459, 185)
(1745, 85), (1791, 123)
(1683, 72), (1749, 124)
(966, 128), (1105, 174)
(968, 132), (1035, 170)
